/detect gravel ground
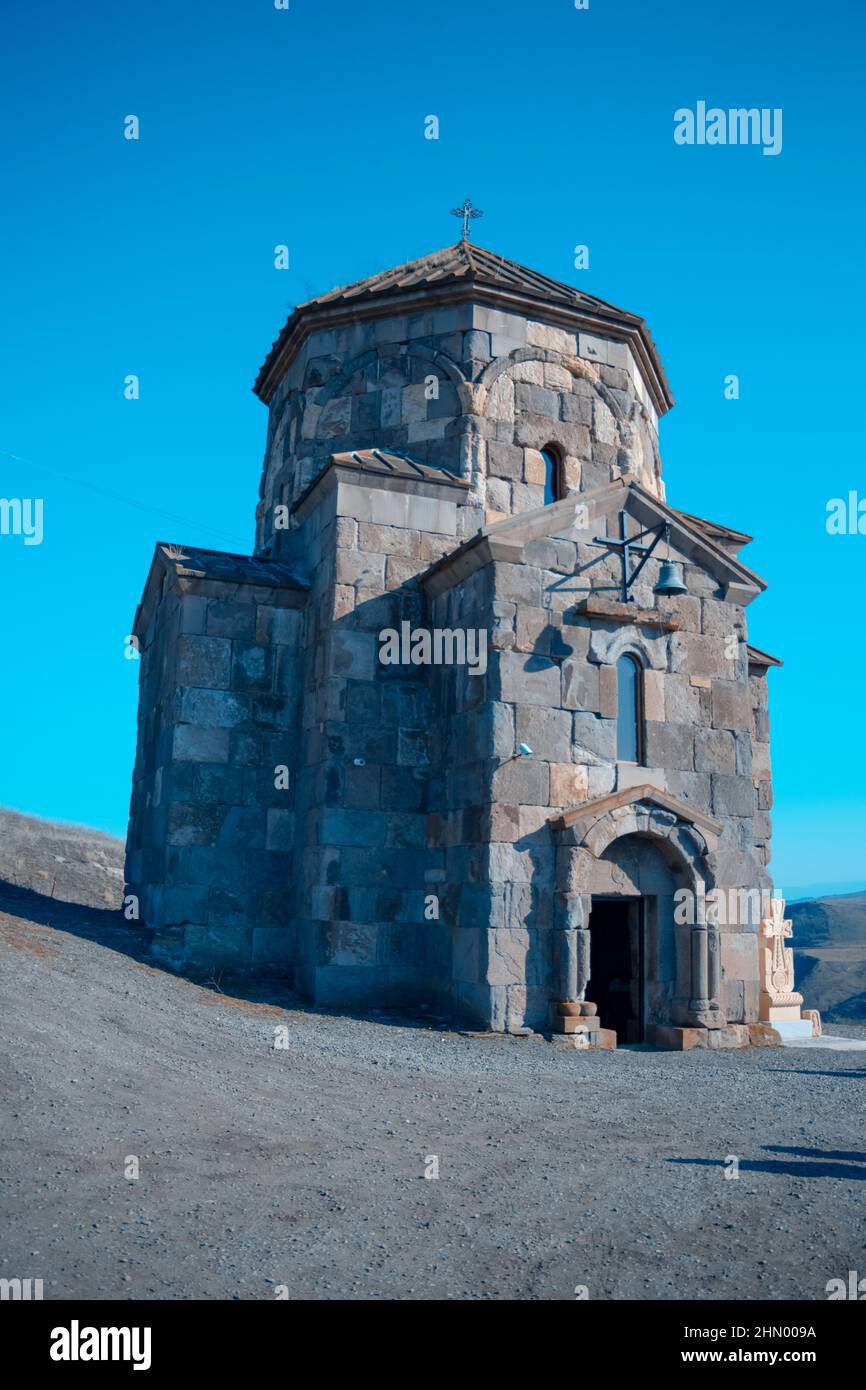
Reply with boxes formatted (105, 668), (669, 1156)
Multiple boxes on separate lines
(1, 891), (864, 1302)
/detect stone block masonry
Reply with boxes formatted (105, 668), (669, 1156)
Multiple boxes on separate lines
(126, 547), (307, 971)
(125, 240), (785, 1042)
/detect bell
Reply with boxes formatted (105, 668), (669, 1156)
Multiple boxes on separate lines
(654, 559), (688, 596)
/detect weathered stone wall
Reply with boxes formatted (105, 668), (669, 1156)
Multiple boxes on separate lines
(426, 565), (500, 1027)
(420, 500), (771, 1031)
(127, 272), (775, 1037)
(256, 306), (479, 552)
(749, 667), (773, 869)
(126, 578), (182, 936)
(125, 570), (305, 972)
(255, 306), (663, 557)
(285, 472), (465, 1009)
(470, 306), (663, 521)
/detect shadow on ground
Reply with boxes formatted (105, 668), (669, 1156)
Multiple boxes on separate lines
(769, 1068), (866, 1079)
(0, 877), (451, 1034)
(668, 1145), (866, 1181)
(763, 1144), (866, 1162)
(0, 879), (149, 956)
(6, 876), (865, 1050)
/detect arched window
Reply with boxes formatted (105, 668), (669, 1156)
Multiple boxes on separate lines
(541, 447), (563, 505)
(616, 654), (644, 763)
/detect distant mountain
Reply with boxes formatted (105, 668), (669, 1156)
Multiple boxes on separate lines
(781, 879), (866, 902)
(0, 807), (124, 910)
(788, 892), (866, 948)
(790, 893), (866, 1021)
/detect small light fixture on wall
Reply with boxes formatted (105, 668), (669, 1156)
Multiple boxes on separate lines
(500, 742), (534, 766)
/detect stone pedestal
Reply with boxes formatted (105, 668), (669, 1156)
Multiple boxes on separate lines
(758, 898), (822, 1037)
(647, 1022), (783, 1049)
(549, 1000), (615, 1048)
(552, 1028), (616, 1051)
(771, 1018), (814, 1040)
(649, 1024), (756, 1050)
(557, 1015), (600, 1037)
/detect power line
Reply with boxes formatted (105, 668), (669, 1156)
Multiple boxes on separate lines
(0, 447), (251, 550)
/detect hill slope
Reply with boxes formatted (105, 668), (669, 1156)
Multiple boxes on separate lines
(0, 807), (862, 1020)
(0, 807), (124, 909)
(1, 883), (865, 1300)
(790, 893), (866, 1022)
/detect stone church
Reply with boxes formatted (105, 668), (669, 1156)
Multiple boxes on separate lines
(125, 237), (811, 1048)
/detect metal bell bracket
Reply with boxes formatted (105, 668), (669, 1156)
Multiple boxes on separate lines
(589, 515), (676, 603)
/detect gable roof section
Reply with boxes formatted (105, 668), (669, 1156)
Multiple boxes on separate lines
(133, 542), (308, 641)
(420, 478), (766, 602)
(673, 508), (753, 557)
(747, 643), (783, 669)
(549, 785), (723, 837)
(156, 543), (307, 588)
(254, 242), (673, 415)
(291, 448), (470, 522)
(296, 242), (636, 317)
(323, 448), (469, 490)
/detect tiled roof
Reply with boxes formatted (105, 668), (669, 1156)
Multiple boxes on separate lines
(156, 543), (308, 589)
(295, 242), (634, 319)
(330, 448), (470, 487)
(746, 643), (783, 668)
(675, 509), (753, 548)
(254, 242), (672, 412)
(291, 448), (469, 516)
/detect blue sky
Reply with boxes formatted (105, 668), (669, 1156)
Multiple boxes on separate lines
(1, 0), (863, 893)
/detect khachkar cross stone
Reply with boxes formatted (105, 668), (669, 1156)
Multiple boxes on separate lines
(451, 198), (483, 241)
(759, 898), (804, 1019)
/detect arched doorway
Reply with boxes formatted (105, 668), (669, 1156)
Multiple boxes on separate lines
(588, 833), (685, 1042)
(552, 789), (725, 1042)
(588, 897), (644, 1041)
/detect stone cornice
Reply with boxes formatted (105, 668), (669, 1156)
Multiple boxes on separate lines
(549, 785), (723, 837)
(575, 597), (681, 632)
(253, 281), (673, 418)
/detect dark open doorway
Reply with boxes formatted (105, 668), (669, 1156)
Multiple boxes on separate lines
(589, 897), (644, 1043)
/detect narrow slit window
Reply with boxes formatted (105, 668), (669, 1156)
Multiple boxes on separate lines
(541, 447), (563, 505)
(616, 654), (643, 763)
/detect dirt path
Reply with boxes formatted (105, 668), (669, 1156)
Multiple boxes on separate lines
(1, 900), (864, 1301)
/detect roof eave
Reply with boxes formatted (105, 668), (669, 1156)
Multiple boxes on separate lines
(253, 279), (674, 417)
(420, 480), (766, 599)
(747, 643), (784, 669)
(133, 542), (309, 641)
(674, 508), (754, 549)
(291, 452), (471, 525)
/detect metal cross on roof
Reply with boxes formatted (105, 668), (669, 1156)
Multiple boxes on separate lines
(451, 198), (483, 241)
